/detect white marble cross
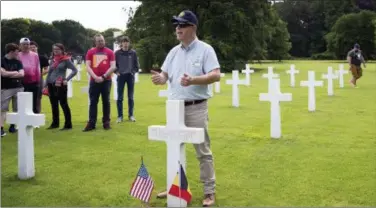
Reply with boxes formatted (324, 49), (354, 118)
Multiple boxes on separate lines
(159, 82), (171, 98)
(286, 64), (299, 87)
(322, 67), (338, 96)
(262, 66), (279, 92)
(75, 63), (81, 81)
(135, 69), (141, 83)
(148, 100), (205, 207)
(300, 71), (323, 112)
(6, 92), (45, 180)
(259, 79), (292, 139)
(335, 64), (348, 88)
(67, 69), (73, 98)
(226, 70), (247, 107)
(112, 74), (118, 100)
(214, 73), (225, 93)
(241, 64), (254, 86)
(81, 72), (90, 106)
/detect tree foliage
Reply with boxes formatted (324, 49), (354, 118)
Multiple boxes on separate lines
(126, 0), (292, 72)
(1, 18), (123, 57)
(325, 10), (376, 59)
(274, 0), (376, 58)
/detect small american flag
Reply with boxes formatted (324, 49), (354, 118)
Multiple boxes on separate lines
(129, 160), (155, 203)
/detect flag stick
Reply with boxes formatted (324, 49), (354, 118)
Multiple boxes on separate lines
(178, 160), (182, 207)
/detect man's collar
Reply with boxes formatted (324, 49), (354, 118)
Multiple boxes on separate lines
(180, 37), (198, 50)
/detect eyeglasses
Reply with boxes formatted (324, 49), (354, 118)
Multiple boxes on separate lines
(173, 23), (193, 28)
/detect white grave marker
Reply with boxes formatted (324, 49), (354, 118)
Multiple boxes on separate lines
(81, 72), (90, 106)
(259, 79), (292, 139)
(242, 64), (255, 86)
(66, 69), (73, 98)
(214, 73), (225, 93)
(322, 67), (338, 96)
(335, 64), (348, 88)
(113, 31), (122, 51)
(112, 74), (118, 100)
(226, 70), (247, 107)
(135, 69), (141, 83)
(286, 64), (299, 87)
(6, 92), (45, 180)
(148, 100), (205, 207)
(208, 83), (214, 96)
(300, 71), (323, 112)
(75, 63), (81, 81)
(262, 67), (279, 92)
(159, 82), (171, 98)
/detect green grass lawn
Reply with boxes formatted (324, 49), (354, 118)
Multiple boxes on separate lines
(1, 60), (376, 206)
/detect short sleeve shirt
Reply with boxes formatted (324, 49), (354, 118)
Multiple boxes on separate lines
(1, 57), (23, 89)
(161, 38), (220, 101)
(86, 47), (115, 80)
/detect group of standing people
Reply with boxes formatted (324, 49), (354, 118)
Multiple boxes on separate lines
(1, 38), (79, 136)
(1, 34), (140, 135)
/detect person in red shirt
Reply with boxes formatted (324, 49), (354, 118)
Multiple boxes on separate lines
(83, 34), (116, 131)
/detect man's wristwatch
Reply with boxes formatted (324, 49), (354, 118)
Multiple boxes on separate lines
(101, 75), (106, 79)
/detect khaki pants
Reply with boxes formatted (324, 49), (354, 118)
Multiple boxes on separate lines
(350, 64), (362, 79)
(184, 100), (216, 194)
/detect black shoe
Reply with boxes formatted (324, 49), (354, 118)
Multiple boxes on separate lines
(47, 124), (59, 130)
(83, 123), (95, 132)
(103, 122), (111, 130)
(1, 128), (6, 137)
(9, 124), (17, 133)
(60, 126), (72, 131)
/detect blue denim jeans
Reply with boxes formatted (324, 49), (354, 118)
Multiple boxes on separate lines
(116, 73), (134, 118)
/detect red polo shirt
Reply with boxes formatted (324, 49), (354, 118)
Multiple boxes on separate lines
(85, 47), (115, 81)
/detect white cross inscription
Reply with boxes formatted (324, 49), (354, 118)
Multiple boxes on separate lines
(6, 92), (45, 180)
(241, 64), (254, 86)
(300, 71), (323, 112)
(148, 100), (205, 207)
(214, 73), (225, 93)
(226, 70), (247, 107)
(159, 82), (171, 98)
(335, 64), (348, 88)
(286, 64), (299, 87)
(259, 79), (292, 139)
(112, 74), (118, 100)
(322, 67), (338, 96)
(135, 69), (142, 83)
(262, 67), (279, 92)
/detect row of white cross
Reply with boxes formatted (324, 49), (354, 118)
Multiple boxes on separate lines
(6, 63), (349, 208)
(158, 64), (347, 109)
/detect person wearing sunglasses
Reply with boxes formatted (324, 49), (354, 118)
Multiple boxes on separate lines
(151, 10), (221, 207)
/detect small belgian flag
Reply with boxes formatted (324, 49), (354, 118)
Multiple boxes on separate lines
(168, 164), (192, 203)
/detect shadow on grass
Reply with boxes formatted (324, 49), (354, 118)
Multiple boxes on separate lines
(2, 174), (42, 187)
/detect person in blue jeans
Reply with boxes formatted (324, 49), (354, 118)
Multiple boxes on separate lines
(114, 36), (139, 123)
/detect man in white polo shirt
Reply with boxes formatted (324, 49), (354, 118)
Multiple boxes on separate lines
(151, 10), (221, 207)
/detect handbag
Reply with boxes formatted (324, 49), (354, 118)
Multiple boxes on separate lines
(42, 87), (49, 96)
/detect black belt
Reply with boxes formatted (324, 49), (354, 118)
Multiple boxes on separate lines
(184, 99), (206, 106)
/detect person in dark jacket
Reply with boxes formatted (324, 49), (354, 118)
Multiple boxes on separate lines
(114, 36), (139, 123)
(45, 43), (77, 130)
(347, 43), (366, 87)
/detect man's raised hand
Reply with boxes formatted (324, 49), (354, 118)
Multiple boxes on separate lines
(151, 70), (163, 85)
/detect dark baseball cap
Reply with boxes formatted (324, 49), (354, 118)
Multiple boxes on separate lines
(172, 10), (198, 26)
(354, 43), (360, 49)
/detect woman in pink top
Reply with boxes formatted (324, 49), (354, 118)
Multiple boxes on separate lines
(17, 37), (41, 114)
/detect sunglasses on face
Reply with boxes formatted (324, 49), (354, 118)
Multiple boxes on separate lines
(173, 23), (193, 28)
